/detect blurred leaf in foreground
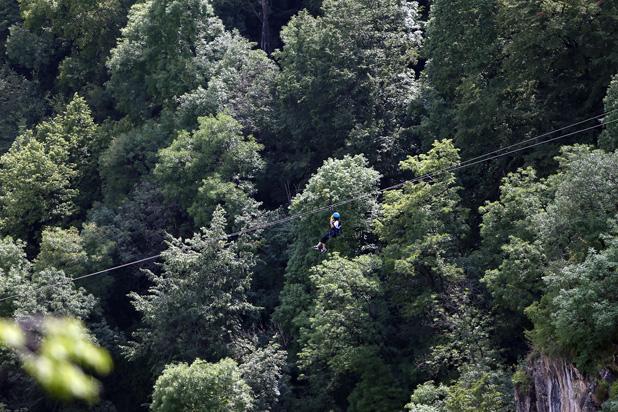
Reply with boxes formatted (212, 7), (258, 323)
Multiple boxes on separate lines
(0, 317), (112, 403)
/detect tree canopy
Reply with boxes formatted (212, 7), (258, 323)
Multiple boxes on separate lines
(0, 0), (617, 410)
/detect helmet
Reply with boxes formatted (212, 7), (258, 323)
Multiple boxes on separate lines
(332, 212), (341, 220)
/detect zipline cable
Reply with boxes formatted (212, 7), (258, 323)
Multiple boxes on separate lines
(445, 108), (618, 169)
(305, 114), (618, 209)
(0, 114), (616, 303)
(228, 113), (618, 228)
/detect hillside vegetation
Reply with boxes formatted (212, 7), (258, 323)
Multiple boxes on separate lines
(0, 0), (617, 410)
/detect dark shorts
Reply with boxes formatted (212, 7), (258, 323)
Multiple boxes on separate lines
(321, 228), (341, 243)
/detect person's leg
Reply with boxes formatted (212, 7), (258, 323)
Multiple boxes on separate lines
(315, 231), (332, 252)
(320, 232), (331, 244)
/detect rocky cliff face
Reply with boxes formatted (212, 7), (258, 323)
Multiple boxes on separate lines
(515, 354), (599, 412)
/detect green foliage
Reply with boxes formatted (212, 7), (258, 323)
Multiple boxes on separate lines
(155, 113), (264, 229)
(526, 230), (618, 371)
(22, 318), (112, 402)
(0, 95), (98, 243)
(422, 0), (514, 195)
(208, 0), (322, 50)
(482, 237), (546, 314)
(151, 358), (253, 412)
(99, 120), (173, 205)
(0, 317), (112, 402)
(176, 32), (278, 135)
(87, 180), (176, 265)
(0, 133), (76, 242)
(511, 367), (530, 393)
(498, 0), (618, 121)
(610, 381), (618, 400)
(406, 370), (513, 412)
(35, 227), (88, 275)
(478, 168), (548, 268)
(234, 339), (288, 411)
(423, 0), (500, 143)
(536, 146), (618, 259)
(0, 0), (19, 51)
(425, 291), (497, 375)
(107, 0), (225, 117)
(0, 235), (26, 265)
(405, 381), (448, 412)
(375, 139), (468, 317)
(126, 207), (258, 371)
(99, 118), (172, 204)
(274, 154), (380, 337)
(603, 400), (618, 412)
(275, 0), (422, 178)
(480, 146), (618, 364)
(1, 0), (618, 409)
(0, 235), (108, 405)
(346, 357), (408, 412)
(17, 0), (127, 94)
(31, 223), (115, 297)
(478, 168), (546, 347)
(299, 254), (382, 374)
(19, 0), (122, 41)
(444, 370), (511, 412)
(424, 0), (498, 104)
(376, 139), (467, 265)
(0, 65), (45, 153)
(1, 253), (96, 321)
(423, 0), (618, 199)
(4, 22), (56, 74)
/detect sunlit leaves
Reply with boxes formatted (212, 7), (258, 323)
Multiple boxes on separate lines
(0, 317), (112, 402)
(536, 146), (618, 260)
(527, 230), (618, 371)
(176, 32), (278, 135)
(274, 154), (380, 336)
(235, 338), (287, 411)
(479, 145), (618, 370)
(107, 0), (225, 117)
(151, 358), (253, 412)
(405, 381), (448, 412)
(35, 227), (88, 276)
(299, 253), (382, 374)
(0, 133), (76, 241)
(275, 0), (422, 177)
(478, 167), (548, 268)
(375, 140), (468, 302)
(0, 95), (98, 243)
(482, 237), (545, 314)
(155, 113), (264, 229)
(0, 319), (24, 347)
(406, 371), (513, 412)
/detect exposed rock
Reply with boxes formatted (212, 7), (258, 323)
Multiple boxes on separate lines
(515, 354), (599, 412)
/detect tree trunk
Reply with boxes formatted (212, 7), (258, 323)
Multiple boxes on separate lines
(260, 0), (271, 53)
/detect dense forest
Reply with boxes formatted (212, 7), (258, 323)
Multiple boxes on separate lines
(0, 0), (617, 410)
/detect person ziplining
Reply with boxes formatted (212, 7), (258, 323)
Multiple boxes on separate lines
(314, 212), (342, 253)
(0, 113), (611, 304)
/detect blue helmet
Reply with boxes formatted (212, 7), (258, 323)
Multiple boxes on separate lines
(332, 212), (341, 220)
